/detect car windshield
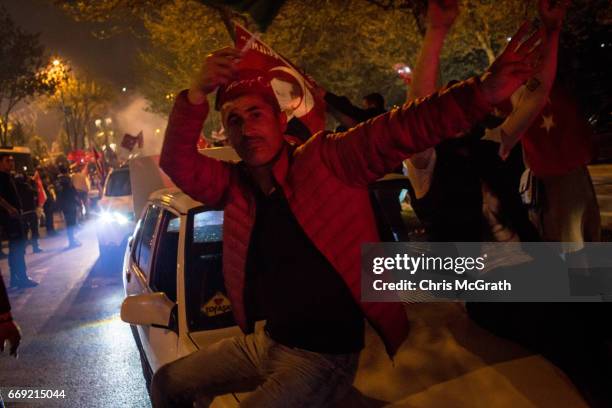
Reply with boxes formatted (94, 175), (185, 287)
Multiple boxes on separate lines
(185, 210), (235, 332)
(105, 170), (131, 197)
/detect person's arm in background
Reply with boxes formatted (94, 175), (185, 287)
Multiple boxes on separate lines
(405, 0), (459, 197)
(487, 0), (568, 159)
(0, 273), (21, 357)
(323, 92), (364, 128)
(321, 22), (544, 187)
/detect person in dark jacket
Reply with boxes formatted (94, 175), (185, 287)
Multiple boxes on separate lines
(15, 173), (42, 253)
(56, 165), (81, 248)
(42, 174), (57, 236)
(0, 154), (37, 288)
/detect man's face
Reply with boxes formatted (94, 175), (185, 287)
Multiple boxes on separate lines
(222, 94), (287, 167)
(0, 156), (15, 172)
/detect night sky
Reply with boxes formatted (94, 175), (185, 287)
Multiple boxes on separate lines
(4, 0), (143, 140)
(4, 0), (140, 87)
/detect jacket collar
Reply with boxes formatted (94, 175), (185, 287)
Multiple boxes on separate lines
(271, 143), (291, 186)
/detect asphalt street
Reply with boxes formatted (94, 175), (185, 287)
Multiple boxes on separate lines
(0, 220), (151, 407)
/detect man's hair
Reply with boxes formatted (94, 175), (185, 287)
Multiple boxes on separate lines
(363, 93), (385, 110)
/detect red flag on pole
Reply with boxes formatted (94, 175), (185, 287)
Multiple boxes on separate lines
(121, 131), (144, 151)
(234, 24), (326, 137)
(32, 170), (47, 207)
(92, 146), (106, 182)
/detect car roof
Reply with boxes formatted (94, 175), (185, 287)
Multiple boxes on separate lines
(148, 187), (204, 214)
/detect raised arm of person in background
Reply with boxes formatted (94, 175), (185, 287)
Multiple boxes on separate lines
(0, 273), (21, 357)
(486, 0), (568, 159)
(323, 92), (364, 128)
(404, 0), (459, 198)
(323, 21), (544, 186)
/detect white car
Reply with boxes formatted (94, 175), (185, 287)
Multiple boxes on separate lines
(96, 166), (135, 256)
(120, 149), (244, 407)
(121, 188), (247, 407)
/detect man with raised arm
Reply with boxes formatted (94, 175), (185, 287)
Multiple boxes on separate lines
(152, 23), (543, 407)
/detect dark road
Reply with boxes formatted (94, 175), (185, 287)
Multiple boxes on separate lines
(1, 221), (150, 407)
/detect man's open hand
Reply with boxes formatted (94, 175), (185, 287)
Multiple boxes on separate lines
(0, 318), (21, 357)
(480, 22), (545, 106)
(427, 0), (459, 30)
(189, 47), (241, 105)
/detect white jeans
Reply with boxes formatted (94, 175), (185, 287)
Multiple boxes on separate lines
(151, 329), (359, 408)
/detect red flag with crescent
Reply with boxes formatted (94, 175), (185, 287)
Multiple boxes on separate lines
(234, 24), (326, 137)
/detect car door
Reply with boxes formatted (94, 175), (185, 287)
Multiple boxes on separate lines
(145, 209), (182, 371)
(125, 204), (160, 296)
(128, 204), (165, 368)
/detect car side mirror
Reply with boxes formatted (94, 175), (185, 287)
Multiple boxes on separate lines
(120, 292), (178, 333)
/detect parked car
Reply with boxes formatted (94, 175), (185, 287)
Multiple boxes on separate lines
(0, 145), (35, 175)
(96, 166), (135, 256)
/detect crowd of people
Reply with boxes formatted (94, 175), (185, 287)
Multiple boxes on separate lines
(0, 158), (102, 289)
(0, 157), (104, 379)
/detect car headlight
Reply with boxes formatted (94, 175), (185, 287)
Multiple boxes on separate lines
(114, 212), (129, 225)
(100, 211), (115, 224)
(100, 211), (131, 225)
